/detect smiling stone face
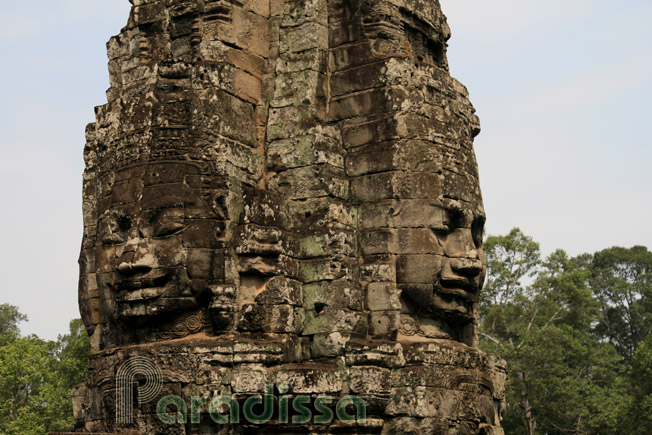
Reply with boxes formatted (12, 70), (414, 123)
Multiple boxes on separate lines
(338, 0), (486, 345)
(90, 162), (239, 344)
(396, 198), (486, 344)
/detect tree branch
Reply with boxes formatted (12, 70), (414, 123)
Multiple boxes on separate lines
(480, 332), (503, 346)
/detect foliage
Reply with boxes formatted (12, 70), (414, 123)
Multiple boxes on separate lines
(56, 319), (90, 391)
(590, 246), (652, 362)
(624, 333), (652, 434)
(0, 335), (54, 435)
(0, 306), (89, 435)
(480, 229), (647, 435)
(0, 304), (27, 346)
(483, 228), (541, 310)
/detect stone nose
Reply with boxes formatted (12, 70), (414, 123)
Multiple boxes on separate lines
(117, 261), (152, 277)
(447, 229), (480, 258)
(122, 230), (146, 250)
(116, 235), (153, 276)
(450, 257), (483, 278)
(444, 228), (484, 279)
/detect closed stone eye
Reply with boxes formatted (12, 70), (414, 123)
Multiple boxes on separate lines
(153, 221), (185, 238)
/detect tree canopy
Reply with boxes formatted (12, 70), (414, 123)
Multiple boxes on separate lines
(0, 306), (89, 435)
(481, 229), (651, 435)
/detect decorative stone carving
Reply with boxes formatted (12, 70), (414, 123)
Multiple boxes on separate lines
(71, 0), (506, 433)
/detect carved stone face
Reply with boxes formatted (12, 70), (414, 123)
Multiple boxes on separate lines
(428, 200), (485, 321)
(397, 198), (486, 343)
(94, 163), (227, 327)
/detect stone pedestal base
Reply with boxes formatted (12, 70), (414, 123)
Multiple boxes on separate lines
(70, 335), (505, 434)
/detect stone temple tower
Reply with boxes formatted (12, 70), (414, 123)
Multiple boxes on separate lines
(69, 0), (506, 433)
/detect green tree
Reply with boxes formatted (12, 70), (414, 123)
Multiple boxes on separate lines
(483, 227), (541, 309)
(0, 306), (89, 434)
(56, 319), (90, 390)
(481, 230), (631, 435)
(48, 319), (90, 432)
(0, 335), (56, 435)
(627, 334), (652, 434)
(0, 304), (27, 346)
(590, 246), (652, 362)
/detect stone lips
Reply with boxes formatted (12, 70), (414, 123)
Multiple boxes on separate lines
(72, 0), (506, 433)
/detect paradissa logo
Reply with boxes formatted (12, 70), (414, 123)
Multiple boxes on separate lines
(116, 357), (366, 426)
(157, 385), (367, 425)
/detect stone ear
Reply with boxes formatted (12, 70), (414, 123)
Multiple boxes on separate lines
(212, 193), (229, 219)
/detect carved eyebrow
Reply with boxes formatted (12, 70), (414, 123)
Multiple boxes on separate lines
(149, 207), (184, 224)
(153, 207), (184, 217)
(153, 203), (185, 211)
(153, 201), (185, 209)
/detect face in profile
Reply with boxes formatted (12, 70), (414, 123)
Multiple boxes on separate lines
(430, 200), (486, 320)
(397, 198), (486, 344)
(94, 163), (227, 328)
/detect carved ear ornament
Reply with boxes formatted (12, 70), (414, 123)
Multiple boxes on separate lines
(399, 315), (426, 337)
(155, 311), (208, 341)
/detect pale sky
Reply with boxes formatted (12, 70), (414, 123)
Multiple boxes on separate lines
(0, 1), (650, 340)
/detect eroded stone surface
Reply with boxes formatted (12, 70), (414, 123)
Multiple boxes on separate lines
(73, 0), (505, 433)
